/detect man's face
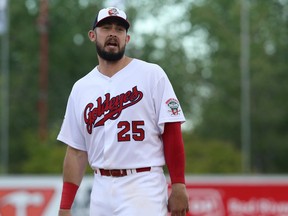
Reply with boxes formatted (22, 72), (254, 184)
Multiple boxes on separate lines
(94, 20), (129, 61)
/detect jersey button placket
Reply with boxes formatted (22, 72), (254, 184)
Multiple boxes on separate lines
(103, 84), (112, 168)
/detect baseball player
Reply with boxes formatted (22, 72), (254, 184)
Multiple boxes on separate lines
(58, 7), (189, 216)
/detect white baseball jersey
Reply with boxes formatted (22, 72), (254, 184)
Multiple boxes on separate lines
(57, 58), (185, 170)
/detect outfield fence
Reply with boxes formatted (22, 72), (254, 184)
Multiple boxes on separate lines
(1, 175), (288, 216)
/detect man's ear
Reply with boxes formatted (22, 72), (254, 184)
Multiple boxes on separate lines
(88, 30), (96, 42)
(126, 34), (131, 44)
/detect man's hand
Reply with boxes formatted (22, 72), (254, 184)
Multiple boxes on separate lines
(168, 183), (189, 216)
(58, 209), (71, 216)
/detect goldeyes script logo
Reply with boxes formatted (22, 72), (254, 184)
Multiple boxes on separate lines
(84, 86), (143, 134)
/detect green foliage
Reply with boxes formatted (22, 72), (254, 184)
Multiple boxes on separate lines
(20, 134), (66, 174)
(191, 0), (288, 173)
(10, 122), (64, 174)
(183, 132), (242, 173)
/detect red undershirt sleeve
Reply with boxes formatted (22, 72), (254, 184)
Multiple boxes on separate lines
(162, 122), (186, 184)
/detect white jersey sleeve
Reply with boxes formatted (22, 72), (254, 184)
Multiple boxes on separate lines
(57, 87), (86, 151)
(153, 66), (185, 134)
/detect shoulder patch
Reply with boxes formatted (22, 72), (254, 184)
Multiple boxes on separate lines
(166, 98), (181, 116)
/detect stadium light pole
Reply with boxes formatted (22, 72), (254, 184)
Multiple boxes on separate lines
(240, 0), (251, 173)
(0, 0), (9, 174)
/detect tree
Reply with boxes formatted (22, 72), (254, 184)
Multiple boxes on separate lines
(191, 0), (288, 173)
(8, 0), (105, 172)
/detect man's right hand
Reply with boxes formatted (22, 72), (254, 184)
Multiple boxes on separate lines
(58, 209), (71, 216)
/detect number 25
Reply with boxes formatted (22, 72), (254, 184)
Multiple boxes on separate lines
(117, 121), (145, 142)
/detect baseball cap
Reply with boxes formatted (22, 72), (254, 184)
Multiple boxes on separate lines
(92, 7), (130, 30)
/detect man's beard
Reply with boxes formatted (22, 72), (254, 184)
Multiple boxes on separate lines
(96, 41), (125, 61)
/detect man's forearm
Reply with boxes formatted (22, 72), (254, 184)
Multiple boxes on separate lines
(60, 146), (88, 211)
(162, 122), (186, 184)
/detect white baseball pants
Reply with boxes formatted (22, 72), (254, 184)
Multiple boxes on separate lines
(89, 167), (168, 216)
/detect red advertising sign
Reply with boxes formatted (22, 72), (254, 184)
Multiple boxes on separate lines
(179, 177), (288, 216)
(1, 176), (288, 216)
(0, 188), (55, 216)
(0, 177), (61, 216)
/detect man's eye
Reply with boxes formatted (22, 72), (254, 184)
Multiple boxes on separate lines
(117, 27), (125, 31)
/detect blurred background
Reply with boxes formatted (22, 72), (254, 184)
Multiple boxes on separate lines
(0, 0), (288, 176)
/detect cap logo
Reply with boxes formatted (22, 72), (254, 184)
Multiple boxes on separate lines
(94, 7), (130, 29)
(108, 8), (119, 16)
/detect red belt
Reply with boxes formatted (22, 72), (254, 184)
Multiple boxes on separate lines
(95, 167), (151, 177)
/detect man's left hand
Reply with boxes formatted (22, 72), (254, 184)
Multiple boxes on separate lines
(167, 183), (189, 216)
